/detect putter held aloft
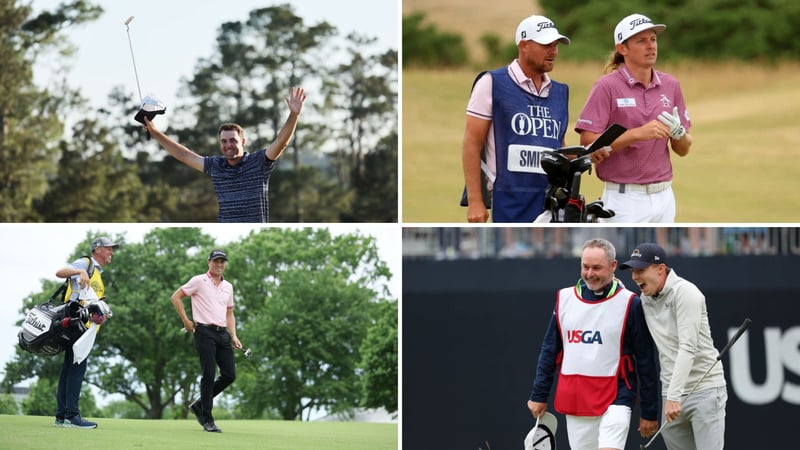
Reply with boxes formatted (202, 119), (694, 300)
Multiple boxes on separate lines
(124, 16), (166, 128)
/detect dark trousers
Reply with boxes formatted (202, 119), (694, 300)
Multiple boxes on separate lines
(56, 346), (87, 420)
(194, 325), (236, 423)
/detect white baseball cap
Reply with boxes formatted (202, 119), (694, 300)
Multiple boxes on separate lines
(516, 15), (570, 46)
(614, 13), (666, 45)
(523, 412), (558, 450)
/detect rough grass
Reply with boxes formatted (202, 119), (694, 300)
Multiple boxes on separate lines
(402, 62), (800, 223)
(0, 414), (397, 450)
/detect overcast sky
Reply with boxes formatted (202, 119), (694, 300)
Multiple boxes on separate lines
(0, 224), (401, 387)
(31, 0), (399, 128)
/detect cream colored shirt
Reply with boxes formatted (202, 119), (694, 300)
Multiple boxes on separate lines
(640, 269), (726, 401)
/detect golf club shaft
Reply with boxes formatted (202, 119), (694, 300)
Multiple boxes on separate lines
(124, 16), (143, 104)
(641, 318), (751, 449)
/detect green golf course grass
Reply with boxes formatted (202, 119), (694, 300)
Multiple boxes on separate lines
(0, 414), (397, 449)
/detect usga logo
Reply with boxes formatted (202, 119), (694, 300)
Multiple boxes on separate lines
(567, 329), (604, 344)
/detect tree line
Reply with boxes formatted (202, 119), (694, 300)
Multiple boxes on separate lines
(0, 1), (398, 222)
(404, 0), (800, 67)
(2, 227), (397, 420)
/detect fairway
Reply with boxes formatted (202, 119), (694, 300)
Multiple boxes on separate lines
(0, 415), (397, 450)
(402, 62), (800, 223)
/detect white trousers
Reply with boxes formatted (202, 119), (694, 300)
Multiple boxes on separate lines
(565, 404), (632, 450)
(599, 186), (676, 223)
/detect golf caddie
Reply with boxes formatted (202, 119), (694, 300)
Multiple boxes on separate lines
(527, 238), (659, 450)
(171, 249), (243, 433)
(54, 236), (118, 429)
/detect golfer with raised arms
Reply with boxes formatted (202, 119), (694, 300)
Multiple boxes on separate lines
(576, 14), (692, 222)
(171, 249), (242, 433)
(144, 87), (306, 222)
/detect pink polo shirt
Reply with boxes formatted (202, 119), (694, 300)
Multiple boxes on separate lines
(466, 60), (555, 184)
(180, 272), (234, 327)
(575, 64), (690, 185)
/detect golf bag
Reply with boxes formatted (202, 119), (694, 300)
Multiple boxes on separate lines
(17, 257), (95, 356)
(540, 124), (626, 223)
(18, 301), (89, 356)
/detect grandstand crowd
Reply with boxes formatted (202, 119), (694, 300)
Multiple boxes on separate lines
(403, 227), (799, 260)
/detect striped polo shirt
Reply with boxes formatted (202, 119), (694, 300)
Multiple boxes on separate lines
(204, 149), (277, 222)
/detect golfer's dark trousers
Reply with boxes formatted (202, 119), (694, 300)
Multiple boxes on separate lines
(194, 323), (236, 423)
(56, 345), (88, 420)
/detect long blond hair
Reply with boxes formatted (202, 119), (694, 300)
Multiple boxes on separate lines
(602, 50), (625, 74)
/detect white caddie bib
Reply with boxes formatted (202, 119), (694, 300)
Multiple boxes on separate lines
(557, 286), (632, 376)
(507, 144), (549, 175)
(554, 284), (636, 416)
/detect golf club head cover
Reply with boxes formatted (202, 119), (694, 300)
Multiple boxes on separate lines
(541, 151), (570, 186)
(585, 200), (615, 219)
(91, 312), (105, 325)
(564, 197), (584, 223)
(134, 96), (166, 125)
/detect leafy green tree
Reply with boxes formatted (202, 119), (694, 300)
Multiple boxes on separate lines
(268, 165), (354, 222)
(227, 228), (393, 420)
(349, 131), (398, 222)
(402, 12), (469, 67)
(323, 34), (397, 222)
(101, 399), (147, 419)
(539, 0), (800, 61)
(0, 394), (18, 415)
(34, 117), (156, 222)
(0, 0), (102, 221)
(359, 299), (398, 415)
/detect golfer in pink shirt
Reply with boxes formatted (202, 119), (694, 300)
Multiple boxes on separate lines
(171, 249), (242, 433)
(575, 14), (693, 223)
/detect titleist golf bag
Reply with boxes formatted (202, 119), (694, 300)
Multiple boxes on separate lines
(18, 261), (104, 356)
(540, 124), (626, 223)
(18, 300), (89, 356)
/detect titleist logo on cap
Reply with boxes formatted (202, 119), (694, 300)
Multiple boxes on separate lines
(522, 20), (556, 39)
(628, 17), (653, 30)
(536, 20), (556, 32)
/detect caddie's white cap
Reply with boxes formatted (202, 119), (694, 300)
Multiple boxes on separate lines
(516, 15), (570, 46)
(614, 13), (666, 45)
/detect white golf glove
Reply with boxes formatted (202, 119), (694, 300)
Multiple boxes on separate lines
(658, 106), (686, 140)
